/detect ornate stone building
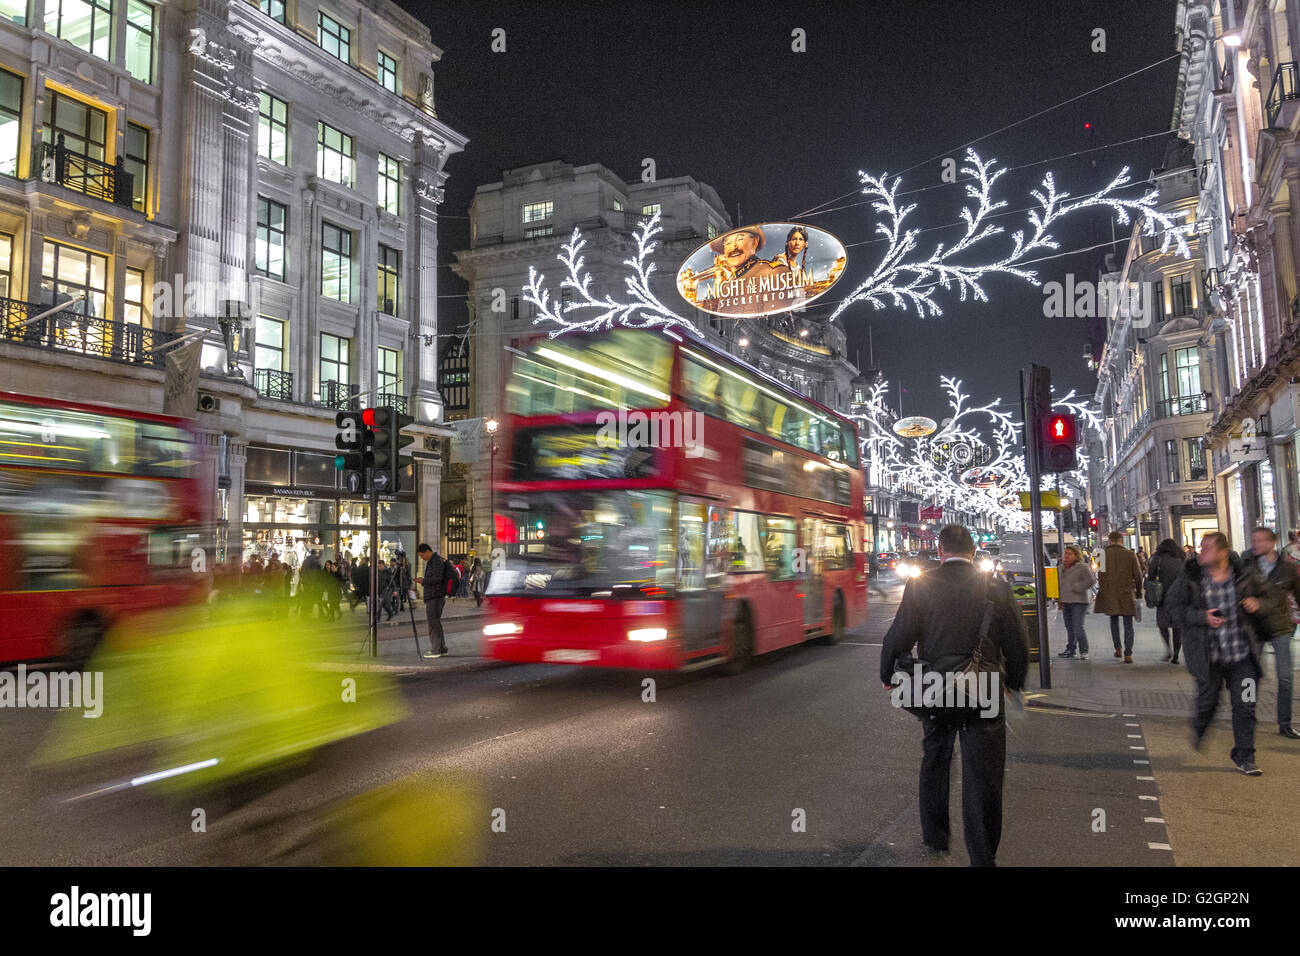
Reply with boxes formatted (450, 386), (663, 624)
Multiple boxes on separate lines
(0, 0), (465, 566)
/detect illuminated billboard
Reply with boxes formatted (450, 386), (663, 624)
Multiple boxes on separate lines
(676, 223), (847, 318)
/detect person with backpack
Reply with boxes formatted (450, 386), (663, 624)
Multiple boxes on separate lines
(417, 543), (454, 658)
(469, 557), (486, 608)
(880, 524), (1030, 866)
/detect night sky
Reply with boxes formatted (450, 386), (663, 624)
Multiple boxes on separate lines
(402, 0), (1179, 418)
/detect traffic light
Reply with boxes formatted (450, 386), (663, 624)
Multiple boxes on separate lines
(1090, 516), (1099, 529)
(365, 406), (418, 493)
(335, 410), (373, 494)
(1040, 412), (1078, 473)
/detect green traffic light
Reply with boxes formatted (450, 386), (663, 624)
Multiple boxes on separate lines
(335, 454), (346, 471)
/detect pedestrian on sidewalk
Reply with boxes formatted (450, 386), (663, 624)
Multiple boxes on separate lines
(350, 556), (369, 612)
(417, 543), (454, 658)
(1095, 532), (1144, 663)
(1057, 544), (1095, 660)
(1286, 530), (1300, 563)
(1165, 532), (1271, 775)
(1240, 526), (1300, 740)
(1136, 548), (1150, 578)
(880, 524), (1030, 867)
(469, 557), (486, 608)
(1149, 538), (1187, 664)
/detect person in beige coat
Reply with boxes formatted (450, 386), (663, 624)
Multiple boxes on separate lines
(1095, 532), (1144, 662)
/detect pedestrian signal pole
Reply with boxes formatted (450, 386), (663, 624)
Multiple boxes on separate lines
(1025, 365), (1052, 689)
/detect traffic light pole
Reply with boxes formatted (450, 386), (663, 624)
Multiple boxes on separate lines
(1025, 367), (1052, 690)
(369, 465), (379, 658)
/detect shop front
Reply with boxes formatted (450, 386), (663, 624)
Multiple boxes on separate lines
(241, 444), (417, 570)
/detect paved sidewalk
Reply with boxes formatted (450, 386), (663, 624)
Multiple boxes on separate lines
(1030, 605), (1296, 725)
(317, 598), (499, 673)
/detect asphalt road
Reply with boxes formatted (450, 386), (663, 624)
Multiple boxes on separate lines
(0, 584), (1179, 866)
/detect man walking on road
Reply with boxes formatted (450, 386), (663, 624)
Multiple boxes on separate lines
(880, 524), (1029, 866)
(1095, 531), (1143, 662)
(1165, 532), (1271, 774)
(417, 543), (453, 658)
(1240, 527), (1300, 740)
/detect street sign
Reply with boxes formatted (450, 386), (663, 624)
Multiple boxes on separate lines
(1020, 491), (1065, 510)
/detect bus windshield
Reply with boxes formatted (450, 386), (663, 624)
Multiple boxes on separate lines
(506, 330), (673, 416)
(488, 489), (677, 595)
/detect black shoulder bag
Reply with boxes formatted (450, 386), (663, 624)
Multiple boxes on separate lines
(892, 575), (1002, 724)
(1144, 561), (1163, 608)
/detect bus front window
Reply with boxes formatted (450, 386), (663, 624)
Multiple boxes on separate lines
(488, 490), (677, 596)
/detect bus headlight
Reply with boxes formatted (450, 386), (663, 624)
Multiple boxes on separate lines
(627, 628), (667, 642)
(483, 623), (522, 637)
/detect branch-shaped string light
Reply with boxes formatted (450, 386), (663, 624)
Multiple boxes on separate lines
(830, 149), (1191, 321)
(523, 149), (1191, 338)
(850, 378), (1099, 532)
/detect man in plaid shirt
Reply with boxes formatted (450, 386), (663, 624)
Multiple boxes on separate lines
(1165, 532), (1272, 775)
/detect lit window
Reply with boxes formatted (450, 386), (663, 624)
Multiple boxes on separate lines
(377, 50), (399, 93)
(45, 0), (113, 61)
(124, 267), (147, 327)
(522, 200), (552, 224)
(41, 240), (108, 320)
(642, 203), (660, 218)
(377, 244), (399, 315)
(0, 69), (21, 177)
(524, 225), (553, 239)
(258, 92), (288, 165)
(378, 346), (401, 399)
(321, 221), (352, 302)
(256, 316), (285, 372)
(257, 0), (284, 24)
(317, 11), (350, 64)
(125, 0), (153, 83)
(255, 197), (287, 281)
(320, 332), (350, 389)
(317, 122), (355, 188)
(378, 153), (400, 215)
(124, 122), (148, 213)
(613, 199), (623, 212)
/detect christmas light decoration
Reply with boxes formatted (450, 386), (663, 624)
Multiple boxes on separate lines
(523, 150), (1191, 337)
(831, 149), (1191, 321)
(852, 377), (1099, 532)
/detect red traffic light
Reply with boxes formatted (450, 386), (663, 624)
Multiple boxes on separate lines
(1090, 517), (1099, 528)
(1047, 415), (1076, 442)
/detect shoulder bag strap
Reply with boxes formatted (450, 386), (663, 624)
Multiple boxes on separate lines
(969, 574), (997, 670)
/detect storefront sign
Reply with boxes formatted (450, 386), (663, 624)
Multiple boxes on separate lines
(1191, 493), (1215, 509)
(676, 223), (847, 318)
(1140, 521), (1159, 534)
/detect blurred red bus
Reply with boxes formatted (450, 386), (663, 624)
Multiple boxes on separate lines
(482, 329), (868, 671)
(0, 392), (207, 664)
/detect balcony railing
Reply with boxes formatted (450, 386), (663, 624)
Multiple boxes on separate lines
(377, 392), (407, 414)
(1268, 61), (1300, 127)
(1153, 394), (1210, 419)
(320, 379), (359, 411)
(255, 368), (294, 401)
(0, 295), (176, 367)
(39, 137), (135, 209)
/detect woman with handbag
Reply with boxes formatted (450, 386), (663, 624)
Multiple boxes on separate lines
(1148, 538), (1187, 663)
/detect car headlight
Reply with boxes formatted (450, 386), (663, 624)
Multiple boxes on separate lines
(978, 558), (994, 572)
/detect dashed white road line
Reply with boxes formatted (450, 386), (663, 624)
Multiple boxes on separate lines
(1144, 817), (1166, 823)
(1148, 842), (1173, 851)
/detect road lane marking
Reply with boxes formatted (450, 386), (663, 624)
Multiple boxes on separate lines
(1127, 734), (1142, 738)
(1129, 745), (1146, 750)
(1144, 817), (1165, 823)
(1134, 759), (1150, 764)
(1136, 775), (1155, 781)
(1139, 795), (1159, 801)
(1148, 843), (1173, 851)
(1125, 722), (1140, 727)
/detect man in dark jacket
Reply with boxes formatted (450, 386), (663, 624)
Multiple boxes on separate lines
(1165, 531), (1273, 774)
(417, 543), (452, 657)
(881, 524), (1030, 866)
(350, 556), (369, 611)
(1095, 532), (1144, 662)
(1240, 526), (1300, 740)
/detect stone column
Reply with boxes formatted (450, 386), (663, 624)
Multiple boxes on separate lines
(411, 133), (447, 426)
(417, 454), (443, 554)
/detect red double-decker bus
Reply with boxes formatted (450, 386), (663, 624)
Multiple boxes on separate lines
(482, 329), (868, 671)
(0, 392), (207, 664)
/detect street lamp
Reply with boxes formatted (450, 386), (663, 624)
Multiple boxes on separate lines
(485, 418), (499, 550)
